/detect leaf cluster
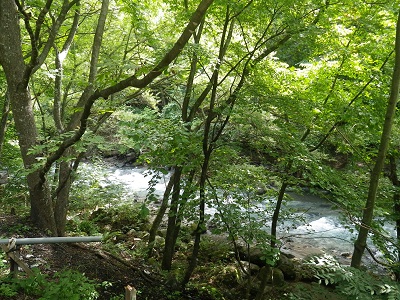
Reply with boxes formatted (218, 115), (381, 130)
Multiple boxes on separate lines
(0, 268), (99, 299)
(304, 254), (400, 300)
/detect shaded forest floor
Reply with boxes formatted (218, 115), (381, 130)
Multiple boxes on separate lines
(0, 214), (218, 300)
(0, 213), (371, 300)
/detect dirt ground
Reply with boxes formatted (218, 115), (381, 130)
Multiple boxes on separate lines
(0, 215), (212, 300)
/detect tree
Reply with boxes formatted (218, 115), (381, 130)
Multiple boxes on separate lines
(225, 1), (397, 254)
(351, 9), (400, 268)
(388, 154), (400, 280)
(0, 0), (213, 235)
(128, 0), (337, 283)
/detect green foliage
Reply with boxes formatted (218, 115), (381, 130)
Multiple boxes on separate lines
(67, 218), (100, 236)
(40, 270), (99, 300)
(117, 106), (203, 169)
(0, 269), (99, 299)
(0, 178), (29, 214)
(208, 163), (283, 265)
(0, 251), (8, 276)
(0, 143), (28, 213)
(289, 282), (348, 300)
(301, 254), (400, 300)
(90, 203), (150, 233)
(1, 0), (400, 298)
(0, 135), (22, 168)
(2, 223), (33, 236)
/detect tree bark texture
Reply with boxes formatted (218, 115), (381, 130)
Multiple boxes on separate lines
(271, 182), (289, 248)
(147, 170), (176, 257)
(0, 0), (57, 233)
(0, 91), (11, 157)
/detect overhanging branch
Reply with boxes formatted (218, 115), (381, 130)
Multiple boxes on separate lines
(39, 0), (215, 178)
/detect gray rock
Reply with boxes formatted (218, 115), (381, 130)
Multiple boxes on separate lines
(272, 268), (285, 286)
(277, 253), (297, 280)
(240, 261), (260, 275)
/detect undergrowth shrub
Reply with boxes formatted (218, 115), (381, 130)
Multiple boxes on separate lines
(66, 217), (100, 235)
(69, 162), (126, 211)
(0, 268), (99, 299)
(90, 203), (150, 233)
(292, 254), (400, 300)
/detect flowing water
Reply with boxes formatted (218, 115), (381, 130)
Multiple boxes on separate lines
(82, 164), (394, 268)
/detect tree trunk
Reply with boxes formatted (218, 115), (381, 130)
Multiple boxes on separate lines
(351, 10), (400, 268)
(388, 155), (400, 281)
(54, 161), (73, 236)
(0, 91), (10, 157)
(161, 167), (183, 270)
(271, 181), (288, 248)
(147, 170), (176, 257)
(181, 153), (210, 286)
(172, 170), (196, 249)
(0, 0), (57, 233)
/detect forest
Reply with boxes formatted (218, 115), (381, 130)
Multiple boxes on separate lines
(1, 0), (400, 299)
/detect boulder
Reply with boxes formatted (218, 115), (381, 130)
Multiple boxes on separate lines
(240, 261), (260, 275)
(277, 253), (298, 280)
(220, 264), (240, 286)
(272, 268), (285, 286)
(237, 245), (266, 267)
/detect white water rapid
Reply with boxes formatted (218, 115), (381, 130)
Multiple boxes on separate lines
(79, 164), (394, 269)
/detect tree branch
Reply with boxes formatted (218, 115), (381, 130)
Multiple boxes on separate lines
(39, 0), (215, 178)
(92, 0), (214, 100)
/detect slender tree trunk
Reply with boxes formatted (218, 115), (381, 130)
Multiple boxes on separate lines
(172, 170), (196, 248)
(161, 167), (183, 270)
(351, 10), (400, 268)
(388, 155), (400, 281)
(54, 161), (73, 236)
(271, 182), (288, 248)
(147, 170), (176, 257)
(0, 91), (10, 156)
(181, 153), (210, 286)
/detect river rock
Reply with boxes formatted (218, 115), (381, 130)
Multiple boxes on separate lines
(237, 245), (266, 267)
(340, 252), (351, 258)
(277, 253), (298, 280)
(241, 261), (260, 275)
(272, 268), (285, 286)
(220, 264), (240, 286)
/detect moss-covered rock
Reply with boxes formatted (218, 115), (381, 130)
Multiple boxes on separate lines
(90, 204), (150, 233)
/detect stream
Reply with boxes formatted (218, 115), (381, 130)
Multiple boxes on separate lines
(81, 164), (394, 268)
